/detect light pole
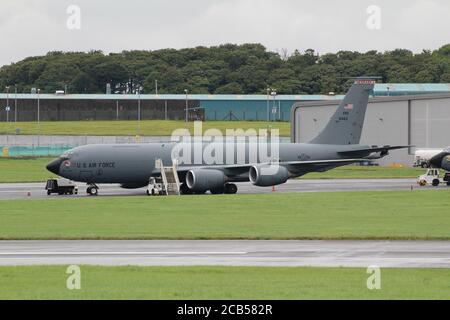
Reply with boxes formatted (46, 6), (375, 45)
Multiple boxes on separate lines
(37, 88), (40, 125)
(37, 89), (41, 146)
(184, 89), (188, 123)
(137, 86), (141, 134)
(14, 84), (17, 122)
(271, 90), (277, 122)
(5, 86), (10, 122)
(266, 88), (270, 122)
(155, 80), (158, 95)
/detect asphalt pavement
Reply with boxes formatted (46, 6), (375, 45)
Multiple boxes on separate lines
(0, 240), (448, 268)
(0, 178), (440, 200)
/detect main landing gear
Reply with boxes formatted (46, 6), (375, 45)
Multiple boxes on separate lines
(224, 183), (238, 195)
(86, 184), (99, 196)
(207, 183), (239, 195)
(180, 183), (238, 195)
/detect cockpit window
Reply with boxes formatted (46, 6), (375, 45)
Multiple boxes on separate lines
(60, 151), (74, 159)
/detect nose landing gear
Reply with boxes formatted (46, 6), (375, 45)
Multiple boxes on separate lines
(87, 184), (99, 196)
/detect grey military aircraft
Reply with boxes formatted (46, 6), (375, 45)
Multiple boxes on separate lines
(429, 147), (450, 170)
(429, 146), (450, 185)
(47, 79), (409, 195)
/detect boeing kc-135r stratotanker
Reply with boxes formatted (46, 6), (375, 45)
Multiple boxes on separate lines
(46, 78), (409, 195)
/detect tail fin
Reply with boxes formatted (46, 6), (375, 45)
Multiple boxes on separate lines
(310, 79), (375, 145)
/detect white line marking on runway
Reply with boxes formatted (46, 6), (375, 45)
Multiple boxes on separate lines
(0, 252), (248, 256)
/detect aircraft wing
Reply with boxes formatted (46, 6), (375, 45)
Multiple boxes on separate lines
(176, 158), (367, 176)
(278, 158), (367, 172)
(281, 159), (366, 166)
(338, 145), (411, 157)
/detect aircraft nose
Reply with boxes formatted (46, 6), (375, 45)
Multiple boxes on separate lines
(46, 158), (62, 175)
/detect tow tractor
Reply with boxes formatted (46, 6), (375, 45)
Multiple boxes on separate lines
(45, 179), (79, 195)
(417, 169), (450, 187)
(147, 177), (166, 196)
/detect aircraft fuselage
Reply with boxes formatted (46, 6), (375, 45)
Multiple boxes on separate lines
(46, 142), (373, 188)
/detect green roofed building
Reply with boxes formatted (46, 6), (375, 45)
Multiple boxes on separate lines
(0, 83), (449, 122)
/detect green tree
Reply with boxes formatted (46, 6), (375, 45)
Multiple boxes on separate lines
(0, 44), (448, 95)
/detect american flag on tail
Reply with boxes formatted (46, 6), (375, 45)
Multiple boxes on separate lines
(344, 103), (354, 110)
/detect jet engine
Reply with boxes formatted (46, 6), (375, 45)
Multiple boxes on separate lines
(249, 164), (290, 187)
(186, 169), (226, 192)
(441, 156), (450, 171)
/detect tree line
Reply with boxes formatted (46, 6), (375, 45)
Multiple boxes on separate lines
(1, 43), (449, 95)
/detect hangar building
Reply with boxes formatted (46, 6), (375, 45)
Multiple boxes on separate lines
(291, 93), (450, 166)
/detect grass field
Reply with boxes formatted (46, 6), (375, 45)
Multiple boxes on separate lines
(0, 157), (57, 183)
(0, 157), (425, 183)
(0, 266), (448, 300)
(1, 191), (449, 240)
(0, 120), (291, 137)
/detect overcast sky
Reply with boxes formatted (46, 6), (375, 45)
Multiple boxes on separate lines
(1, 0), (449, 66)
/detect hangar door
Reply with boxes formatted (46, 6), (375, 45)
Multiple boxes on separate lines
(410, 97), (450, 149)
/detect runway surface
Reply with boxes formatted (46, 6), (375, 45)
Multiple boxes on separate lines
(0, 240), (449, 268)
(0, 178), (439, 200)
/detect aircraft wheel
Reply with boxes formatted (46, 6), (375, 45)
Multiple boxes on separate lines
(432, 179), (440, 187)
(224, 183), (238, 194)
(47, 190), (51, 196)
(87, 187), (99, 196)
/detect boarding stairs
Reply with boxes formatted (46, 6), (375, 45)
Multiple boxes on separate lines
(155, 159), (181, 195)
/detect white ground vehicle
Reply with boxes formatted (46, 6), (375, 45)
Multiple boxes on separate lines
(413, 149), (443, 168)
(146, 177), (166, 196)
(417, 169), (443, 187)
(45, 179), (79, 195)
